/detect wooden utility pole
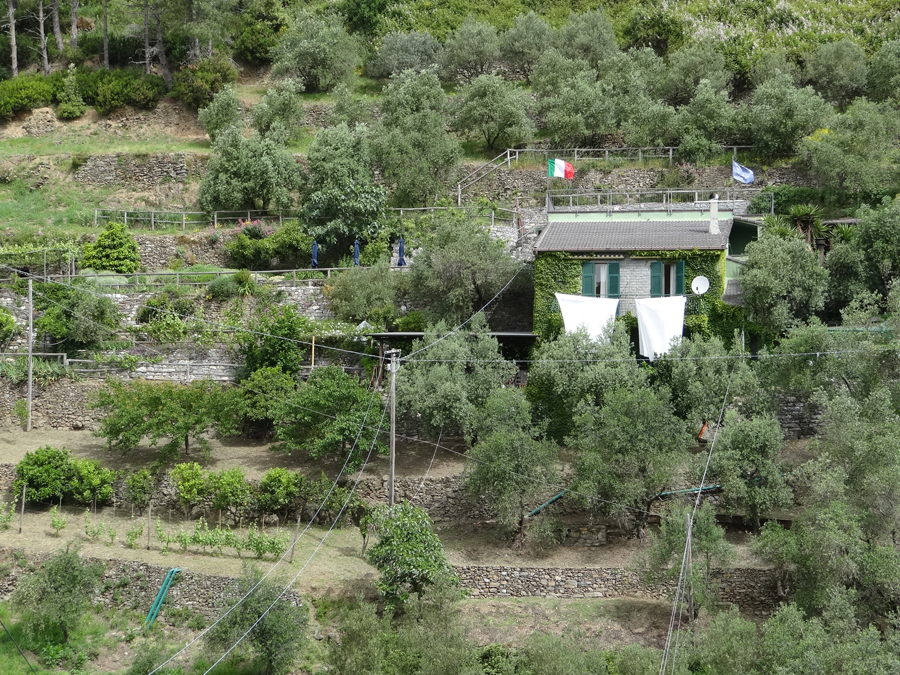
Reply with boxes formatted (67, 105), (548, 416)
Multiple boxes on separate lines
(685, 511), (694, 623)
(387, 350), (400, 507)
(26, 279), (33, 433)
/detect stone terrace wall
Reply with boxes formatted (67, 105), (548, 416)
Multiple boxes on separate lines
(776, 394), (823, 439)
(456, 565), (777, 617)
(73, 153), (205, 188)
(0, 551), (302, 622)
(0, 379), (103, 431)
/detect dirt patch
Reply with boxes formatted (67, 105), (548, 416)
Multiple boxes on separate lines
(460, 596), (674, 650)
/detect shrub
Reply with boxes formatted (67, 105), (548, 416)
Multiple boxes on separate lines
(327, 261), (402, 325)
(125, 469), (155, 515)
(224, 221), (312, 270)
(206, 274), (241, 299)
(234, 0), (291, 66)
(55, 64), (87, 120)
(804, 38), (867, 110)
(70, 459), (116, 507)
(0, 307), (19, 347)
(251, 80), (305, 141)
(661, 43), (730, 105)
(80, 69), (166, 115)
(13, 446), (76, 502)
(869, 40), (900, 103)
(270, 11), (359, 92)
(82, 221), (140, 273)
(747, 73), (830, 157)
(174, 54), (239, 110)
(135, 288), (196, 324)
(0, 74), (55, 120)
(367, 31), (440, 78)
(198, 84), (242, 141)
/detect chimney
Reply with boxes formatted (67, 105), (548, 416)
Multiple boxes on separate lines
(709, 193), (720, 235)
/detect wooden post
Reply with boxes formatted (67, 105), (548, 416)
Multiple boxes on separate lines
(151, 211), (155, 230)
(669, 147), (673, 166)
(18, 484), (25, 534)
(182, 213), (186, 230)
(26, 279), (32, 432)
(93, 209), (98, 226)
(147, 500), (152, 550)
(124, 211), (127, 227)
(214, 212), (218, 228)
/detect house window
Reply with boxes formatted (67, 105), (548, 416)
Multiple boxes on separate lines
(581, 261), (619, 298)
(650, 260), (685, 297)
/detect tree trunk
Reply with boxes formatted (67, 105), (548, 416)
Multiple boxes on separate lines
(60, 620), (68, 643)
(51, 0), (63, 52)
(186, 0), (199, 62)
(142, 0), (150, 74)
(153, 7), (171, 87)
(38, 0), (50, 76)
(101, 0), (108, 67)
(7, 0), (17, 78)
(68, 0), (77, 49)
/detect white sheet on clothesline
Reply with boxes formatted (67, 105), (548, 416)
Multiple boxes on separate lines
(635, 296), (686, 360)
(554, 293), (619, 341)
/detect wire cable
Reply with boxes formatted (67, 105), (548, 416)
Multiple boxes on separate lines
(401, 262), (529, 361)
(411, 429), (442, 503)
(1, 265), (378, 363)
(147, 384), (383, 675)
(0, 614), (38, 675)
(198, 401), (389, 675)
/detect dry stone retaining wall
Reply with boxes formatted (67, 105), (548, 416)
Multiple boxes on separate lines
(73, 153), (204, 188)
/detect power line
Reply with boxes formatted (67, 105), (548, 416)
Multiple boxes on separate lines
(147, 386), (385, 675)
(197, 401), (389, 675)
(1, 265), (379, 363)
(0, 614), (38, 675)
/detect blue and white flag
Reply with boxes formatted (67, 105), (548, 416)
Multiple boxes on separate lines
(732, 159), (754, 184)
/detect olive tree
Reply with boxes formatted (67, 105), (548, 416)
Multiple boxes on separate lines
(499, 12), (556, 82)
(251, 80), (305, 141)
(270, 11), (359, 92)
(747, 73), (830, 157)
(198, 84), (242, 142)
(804, 38), (867, 110)
(868, 40), (900, 103)
(557, 9), (619, 71)
(367, 31), (440, 78)
(439, 16), (499, 81)
(451, 74), (535, 150)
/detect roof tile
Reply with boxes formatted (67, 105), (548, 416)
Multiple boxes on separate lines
(534, 219), (733, 252)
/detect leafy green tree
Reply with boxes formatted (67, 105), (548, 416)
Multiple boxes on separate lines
(499, 12), (556, 82)
(804, 38), (867, 110)
(439, 16), (499, 81)
(206, 563), (308, 675)
(750, 48), (801, 87)
(326, 261), (403, 325)
(747, 73), (830, 157)
(372, 69), (460, 206)
(82, 221), (140, 273)
(93, 380), (240, 463)
(558, 9), (619, 71)
(533, 52), (611, 146)
(208, 467), (253, 524)
(236, 305), (310, 379)
(685, 607), (759, 675)
(125, 469), (155, 515)
(464, 389), (558, 542)
(569, 386), (688, 531)
(13, 445), (75, 502)
(800, 99), (900, 193)
(70, 458), (116, 509)
(367, 31), (440, 78)
(326, 83), (373, 127)
(711, 412), (791, 526)
(270, 11), (359, 92)
(11, 545), (103, 644)
(304, 122), (374, 194)
(452, 74), (535, 150)
(238, 366), (298, 435)
(396, 314), (515, 440)
(740, 233), (828, 332)
(170, 462), (209, 520)
(35, 281), (120, 351)
(675, 79), (735, 162)
(846, 196), (900, 296)
(824, 242), (867, 317)
(661, 43), (730, 105)
(273, 365), (387, 468)
(526, 326), (648, 442)
(340, 0), (388, 35)
(303, 183), (388, 259)
(234, 0), (291, 65)
(366, 502), (455, 609)
(251, 79), (305, 142)
(407, 214), (524, 324)
(199, 125), (301, 212)
(257, 468), (302, 521)
(641, 502), (734, 610)
(198, 84), (242, 142)
(868, 40), (900, 103)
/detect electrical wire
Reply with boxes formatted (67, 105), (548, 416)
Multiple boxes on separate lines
(401, 262), (529, 361)
(0, 613), (38, 675)
(197, 401), (389, 675)
(658, 364), (737, 675)
(146, 386), (384, 675)
(1, 265), (379, 363)
(411, 429), (441, 503)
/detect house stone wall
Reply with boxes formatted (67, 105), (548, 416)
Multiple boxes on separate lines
(617, 255), (654, 316)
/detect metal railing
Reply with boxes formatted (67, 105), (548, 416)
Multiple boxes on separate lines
(457, 146), (756, 204)
(95, 206), (519, 231)
(0, 352), (68, 366)
(546, 187), (772, 215)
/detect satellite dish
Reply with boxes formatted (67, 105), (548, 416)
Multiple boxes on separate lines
(691, 276), (710, 295)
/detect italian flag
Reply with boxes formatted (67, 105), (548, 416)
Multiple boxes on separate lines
(548, 158), (574, 179)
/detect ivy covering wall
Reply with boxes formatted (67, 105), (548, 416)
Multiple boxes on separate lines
(533, 249), (759, 347)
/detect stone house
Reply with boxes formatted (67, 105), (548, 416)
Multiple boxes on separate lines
(532, 203), (758, 340)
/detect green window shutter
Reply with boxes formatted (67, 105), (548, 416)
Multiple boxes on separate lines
(675, 260), (685, 296)
(607, 262), (620, 298)
(581, 262), (595, 296)
(650, 261), (663, 297)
